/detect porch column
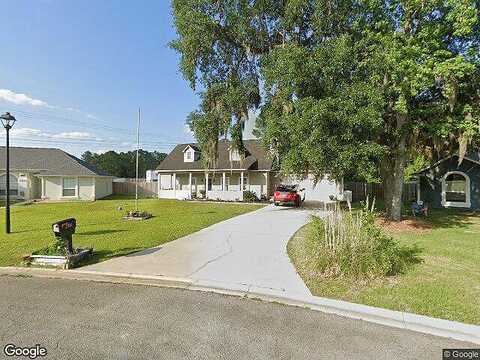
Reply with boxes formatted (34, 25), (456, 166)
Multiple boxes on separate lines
(264, 172), (269, 197)
(416, 179), (421, 202)
(240, 171), (244, 191)
(222, 172), (226, 191)
(41, 178), (45, 199)
(172, 173), (176, 197)
(189, 173), (192, 195)
(205, 173), (209, 198)
(157, 173), (160, 198)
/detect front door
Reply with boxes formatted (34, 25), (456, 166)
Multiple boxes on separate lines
(207, 178), (213, 191)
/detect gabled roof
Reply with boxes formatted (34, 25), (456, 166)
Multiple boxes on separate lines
(182, 144), (200, 152)
(0, 146), (111, 176)
(415, 151), (480, 175)
(157, 140), (273, 171)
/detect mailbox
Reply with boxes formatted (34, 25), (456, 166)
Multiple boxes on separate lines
(52, 218), (76, 255)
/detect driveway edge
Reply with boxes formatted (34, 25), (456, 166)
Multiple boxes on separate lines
(1, 266), (479, 344)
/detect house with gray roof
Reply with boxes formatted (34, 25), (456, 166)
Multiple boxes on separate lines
(156, 140), (343, 202)
(0, 146), (113, 201)
(415, 150), (480, 210)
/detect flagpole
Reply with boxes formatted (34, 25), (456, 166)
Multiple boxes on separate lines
(135, 108), (140, 212)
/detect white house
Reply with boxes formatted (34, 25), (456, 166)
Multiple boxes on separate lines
(0, 146), (113, 202)
(145, 170), (158, 182)
(156, 140), (343, 202)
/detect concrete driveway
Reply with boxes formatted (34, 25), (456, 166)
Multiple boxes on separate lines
(82, 205), (319, 296)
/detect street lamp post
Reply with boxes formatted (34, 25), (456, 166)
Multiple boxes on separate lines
(1, 112), (16, 234)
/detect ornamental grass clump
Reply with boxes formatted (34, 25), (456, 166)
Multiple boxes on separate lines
(309, 203), (421, 279)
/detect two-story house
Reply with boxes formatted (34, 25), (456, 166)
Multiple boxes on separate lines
(156, 140), (343, 202)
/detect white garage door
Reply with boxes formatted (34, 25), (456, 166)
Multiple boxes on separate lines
(283, 175), (342, 202)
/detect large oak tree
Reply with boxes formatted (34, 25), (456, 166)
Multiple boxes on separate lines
(171, 0), (480, 220)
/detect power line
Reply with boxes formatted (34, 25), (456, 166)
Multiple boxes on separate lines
(2, 105), (188, 143)
(4, 136), (176, 148)
(2, 111), (182, 146)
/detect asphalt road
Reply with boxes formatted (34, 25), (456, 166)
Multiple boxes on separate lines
(0, 276), (474, 360)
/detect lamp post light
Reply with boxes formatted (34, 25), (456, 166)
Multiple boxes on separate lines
(1, 112), (16, 234)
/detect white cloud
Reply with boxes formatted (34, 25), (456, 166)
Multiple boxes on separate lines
(10, 127), (101, 141)
(51, 131), (99, 140)
(65, 107), (81, 113)
(0, 89), (50, 107)
(11, 127), (44, 137)
(0, 89), (100, 124)
(65, 108), (99, 121)
(184, 124), (194, 137)
(94, 149), (112, 154)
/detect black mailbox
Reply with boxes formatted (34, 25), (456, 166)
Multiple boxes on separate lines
(52, 218), (76, 255)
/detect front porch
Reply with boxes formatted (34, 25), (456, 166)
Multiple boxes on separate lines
(157, 171), (270, 201)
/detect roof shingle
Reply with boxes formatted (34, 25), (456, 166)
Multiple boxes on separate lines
(0, 146), (111, 176)
(157, 140), (273, 171)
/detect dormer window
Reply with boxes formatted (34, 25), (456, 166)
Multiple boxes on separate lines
(230, 149), (241, 161)
(183, 145), (197, 163)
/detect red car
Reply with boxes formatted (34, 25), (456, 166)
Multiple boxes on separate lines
(273, 185), (305, 207)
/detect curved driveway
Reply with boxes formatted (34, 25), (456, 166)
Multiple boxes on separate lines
(83, 205), (318, 296)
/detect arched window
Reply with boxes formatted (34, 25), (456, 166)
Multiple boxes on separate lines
(442, 171), (470, 208)
(0, 174), (18, 196)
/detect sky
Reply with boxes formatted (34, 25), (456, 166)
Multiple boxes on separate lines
(0, 0), (199, 156)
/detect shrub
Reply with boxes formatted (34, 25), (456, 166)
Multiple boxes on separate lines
(308, 207), (421, 279)
(243, 190), (259, 202)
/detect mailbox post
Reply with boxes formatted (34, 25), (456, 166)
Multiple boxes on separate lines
(52, 218), (76, 255)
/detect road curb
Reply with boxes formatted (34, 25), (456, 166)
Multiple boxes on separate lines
(1, 266), (479, 344)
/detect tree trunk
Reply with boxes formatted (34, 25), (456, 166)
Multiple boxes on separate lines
(383, 134), (407, 221)
(380, 159), (394, 216)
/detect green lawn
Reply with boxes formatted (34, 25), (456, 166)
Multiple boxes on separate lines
(288, 209), (480, 324)
(0, 196), (263, 267)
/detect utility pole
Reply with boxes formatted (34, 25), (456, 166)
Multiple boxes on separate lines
(135, 108), (140, 212)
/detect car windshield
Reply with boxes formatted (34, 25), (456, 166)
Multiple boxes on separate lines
(276, 185), (297, 192)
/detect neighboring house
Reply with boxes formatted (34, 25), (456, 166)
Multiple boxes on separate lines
(415, 151), (480, 210)
(156, 140), (343, 202)
(0, 147), (113, 202)
(145, 170), (158, 182)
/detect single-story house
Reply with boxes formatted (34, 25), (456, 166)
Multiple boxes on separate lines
(0, 146), (113, 202)
(416, 151), (480, 210)
(156, 140), (343, 202)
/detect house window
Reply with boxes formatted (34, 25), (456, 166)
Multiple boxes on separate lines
(445, 174), (466, 202)
(442, 171), (470, 208)
(0, 174), (18, 196)
(230, 149), (241, 161)
(62, 177), (77, 197)
(225, 177), (230, 190)
(183, 146), (196, 162)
